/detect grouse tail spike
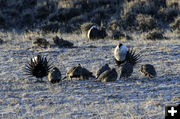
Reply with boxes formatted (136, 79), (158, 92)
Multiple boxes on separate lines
(24, 55), (52, 81)
(126, 48), (141, 66)
(62, 76), (67, 80)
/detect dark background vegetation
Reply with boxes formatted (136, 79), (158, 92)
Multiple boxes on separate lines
(0, 0), (180, 35)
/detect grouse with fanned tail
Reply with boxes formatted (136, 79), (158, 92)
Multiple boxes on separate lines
(114, 43), (141, 78)
(25, 55), (52, 82)
(114, 43), (141, 67)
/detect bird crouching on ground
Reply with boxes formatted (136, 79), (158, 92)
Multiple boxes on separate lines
(140, 64), (156, 78)
(33, 37), (50, 48)
(63, 64), (95, 80)
(53, 36), (73, 48)
(25, 55), (52, 82)
(48, 67), (61, 84)
(96, 68), (118, 83)
(96, 63), (111, 79)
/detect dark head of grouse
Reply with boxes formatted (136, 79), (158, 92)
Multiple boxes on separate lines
(114, 43), (141, 66)
(25, 55), (52, 82)
(140, 64), (156, 78)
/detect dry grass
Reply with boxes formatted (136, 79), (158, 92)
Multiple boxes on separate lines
(0, 30), (179, 118)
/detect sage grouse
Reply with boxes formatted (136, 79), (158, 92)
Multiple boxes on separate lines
(96, 64), (111, 79)
(53, 36), (73, 48)
(114, 43), (141, 66)
(140, 64), (156, 78)
(97, 68), (118, 82)
(87, 25), (106, 40)
(48, 67), (61, 83)
(25, 55), (52, 82)
(114, 43), (141, 78)
(63, 64), (95, 80)
(114, 43), (128, 66)
(33, 37), (50, 48)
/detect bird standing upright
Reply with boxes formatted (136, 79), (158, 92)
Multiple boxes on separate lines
(48, 67), (61, 83)
(114, 43), (128, 66)
(114, 43), (141, 78)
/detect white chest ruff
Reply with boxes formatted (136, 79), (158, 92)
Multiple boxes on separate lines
(114, 45), (128, 61)
(87, 25), (97, 39)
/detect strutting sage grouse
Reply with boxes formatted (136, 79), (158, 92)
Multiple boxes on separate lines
(48, 67), (61, 83)
(114, 43), (141, 78)
(96, 63), (111, 79)
(96, 68), (118, 82)
(63, 64), (95, 80)
(25, 55), (52, 82)
(87, 25), (107, 40)
(140, 64), (156, 78)
(53, 36), (73, 48)
(114, 43), (141, 66)
(114, 43), (128, 66)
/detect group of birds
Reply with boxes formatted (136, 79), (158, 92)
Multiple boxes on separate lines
(33, 36), (74, 48)
(25, 38), (157, 84)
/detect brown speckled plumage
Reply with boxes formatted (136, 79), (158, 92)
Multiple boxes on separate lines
(140, 64), (156, 78)
(97, 68), (118, 82)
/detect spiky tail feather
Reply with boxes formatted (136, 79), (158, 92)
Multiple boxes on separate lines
(126, 49), (141, 66)
(24, 55), (52, 78)
(62, 76), (67, 80)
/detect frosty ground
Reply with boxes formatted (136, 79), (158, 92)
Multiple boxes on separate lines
(0, 31), (180, 119)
